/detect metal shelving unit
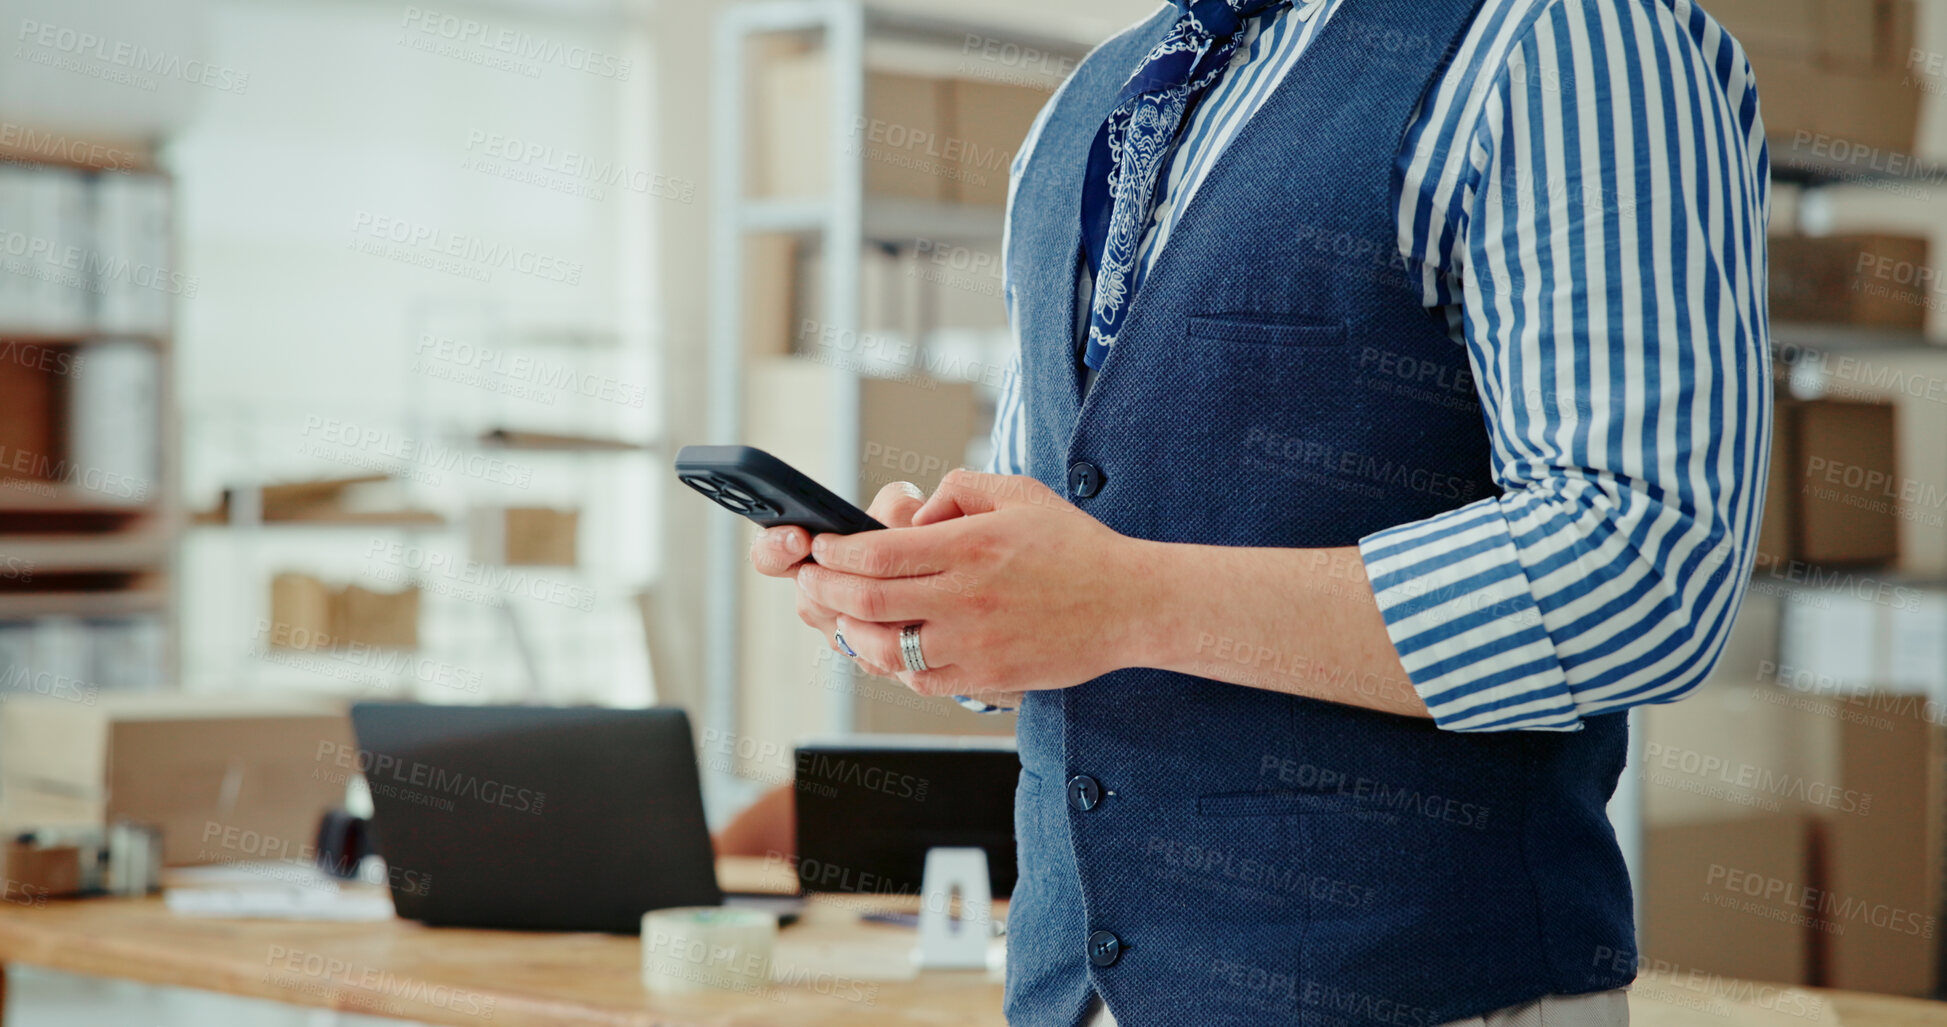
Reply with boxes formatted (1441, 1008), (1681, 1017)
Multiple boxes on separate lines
(0, 135), (181, 692)
(1766, 142), (1946, 396)
(704, 1), (1087, 793)
(178, 295), (658, 703)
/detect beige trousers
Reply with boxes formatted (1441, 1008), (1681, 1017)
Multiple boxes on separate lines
(1084, 987), (1630, 1027)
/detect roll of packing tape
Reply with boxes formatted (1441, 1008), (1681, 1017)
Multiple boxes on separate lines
(641, 907), (778, 994)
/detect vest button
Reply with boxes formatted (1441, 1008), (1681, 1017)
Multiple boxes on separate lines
(1087, 930), (1123, 967)
(1066, 775), (1102, 812)
(1067, 460), (1104, 498)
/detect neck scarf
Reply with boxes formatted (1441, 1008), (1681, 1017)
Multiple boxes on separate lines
(1079, 0), (1296, 369)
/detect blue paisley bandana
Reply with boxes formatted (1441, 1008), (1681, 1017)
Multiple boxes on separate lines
(1079, 0), (1294, 370)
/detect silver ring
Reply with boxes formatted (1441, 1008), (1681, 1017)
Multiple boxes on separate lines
(899, 624), (929, 673)
(834, 631), (857, 658)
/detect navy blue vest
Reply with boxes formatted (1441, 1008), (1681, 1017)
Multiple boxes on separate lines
(1002, 3), (1635, 1025)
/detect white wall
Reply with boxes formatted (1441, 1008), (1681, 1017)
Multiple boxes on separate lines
(162, 0), (666, 701)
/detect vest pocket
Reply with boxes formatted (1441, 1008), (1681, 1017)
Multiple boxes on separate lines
(1185, 314), (1347, 349)
(1196, 790), (1370, 817)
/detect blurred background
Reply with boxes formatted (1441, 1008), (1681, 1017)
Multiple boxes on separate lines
(0, 0), (1945, 1022)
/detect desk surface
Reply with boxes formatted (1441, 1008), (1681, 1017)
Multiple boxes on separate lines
(0, 859), (1936, 1027)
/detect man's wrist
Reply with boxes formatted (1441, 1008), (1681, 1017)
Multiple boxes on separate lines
(1110, 535), (1189, 672)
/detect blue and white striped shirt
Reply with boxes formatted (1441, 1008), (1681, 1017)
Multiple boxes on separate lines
(986, 0), (1772, 732)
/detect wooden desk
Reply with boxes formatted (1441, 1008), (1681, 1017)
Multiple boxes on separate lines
(0, 858), (1001, 1027)
(0, 860), (1936, 1027)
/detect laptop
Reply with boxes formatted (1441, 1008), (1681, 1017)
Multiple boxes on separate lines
(794, 735), (1020, 898)
(348, 703), (722, 933)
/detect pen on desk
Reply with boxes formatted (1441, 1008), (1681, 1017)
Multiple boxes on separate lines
(860, 911), (1005, 935)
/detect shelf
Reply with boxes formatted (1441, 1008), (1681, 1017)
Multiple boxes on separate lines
(721, 2), (1091, 62)
(0, 589), (167, 620)
(477, 429), (655, 452)
(741, 196), (1005, 244)
(0, 134), (157, 174)
(860, 6), (1093, 60)
(1752, 566), (1947, 593)
(0, 489), (155, 516)
(191, 509), (449, 529)
(0, 490), (156, 535)
(1, 533), (170, 572)
(1770, 144), (1945, 191)
(0, 331), (169, 349)
(1771, 322), (1944, 354)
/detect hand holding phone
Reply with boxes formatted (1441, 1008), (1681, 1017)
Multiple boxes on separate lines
(675, 445), (885, 536)
(683, 445), (926, 677)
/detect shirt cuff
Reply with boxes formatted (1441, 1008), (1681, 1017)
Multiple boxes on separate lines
(954, 696), (1017, 714)
(1357, 497), (1583, 733)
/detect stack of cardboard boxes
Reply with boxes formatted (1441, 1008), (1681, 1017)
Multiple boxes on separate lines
(751, 52), (1047, 208)
(1642, 684), (1945, 996)
(1645, 8), (1945, 988)
(1709, 0), (1920, 155)
(741, 48), (1044, 363)
(268, 572), (420, 651)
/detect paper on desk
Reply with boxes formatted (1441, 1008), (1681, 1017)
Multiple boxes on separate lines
(164, 861), (394, 922)
(1630, 973), (1844, 1027)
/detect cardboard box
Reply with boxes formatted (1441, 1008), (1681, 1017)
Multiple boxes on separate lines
(1643, 680), (1840, 825)
(269, 572), (335, 650)
(1817, 1), (1880, 69)
(792, 244), (918, 351)
(268, 574), (419, 650)
(745, 356), (976, 520)
(0, 841), (81, 899)
(505, 508), (579, 567)
(752, 57), (1047, 207)
(1791, 399), (1900, 567)
(1754, 55), (1822, 143)
(1644, 814), (1816, 985)
(0, 349), (64, 483)
(1786, 349), (1947, 579)
(1737, 0), (1922, 155)
(756, 54), (952, 202)
(0, 694), (353, 866)
(1756, 397), (1796, 572)
(471, 507), (579, 567)
(1822, 693), (1945, 995)
(1810, 66), (1923, 154)
(948, 81), (1047, 207)
(334, 583), (420, 649)
(1646, 679), (1947, 995)
(1770, 235), (1930, 333)
(1752, 395), (1900, 569)
(1711, 0), (1912, 70)
(738, 358), (988, 762)
(1822, 0), (1915, 72)
(1707, 0), (1819, 60)
(744, 234), (801, 358)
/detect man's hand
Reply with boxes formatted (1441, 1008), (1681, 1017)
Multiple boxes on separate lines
(756, 470), (1429, 720)
(748, 480), (927, 678)
(795, 470), (1161, 697)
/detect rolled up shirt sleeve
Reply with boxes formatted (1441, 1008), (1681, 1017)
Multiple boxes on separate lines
(1359, 0), (1772, 732)
(954, 92), (1055, 716)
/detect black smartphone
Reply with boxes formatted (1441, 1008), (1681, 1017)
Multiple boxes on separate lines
(674, 445), (884, 536)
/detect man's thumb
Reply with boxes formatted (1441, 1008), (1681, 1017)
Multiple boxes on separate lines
(912, 469), (1011, 525)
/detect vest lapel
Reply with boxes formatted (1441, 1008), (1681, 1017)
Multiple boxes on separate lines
(1109, 0), (1486, 360)
(1008, 10), (1179, 435)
